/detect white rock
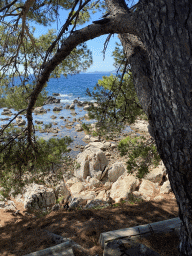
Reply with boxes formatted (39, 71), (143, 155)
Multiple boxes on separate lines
(17, 119), (26, 126)
(22, 183), (56, 210)
(89, 177), (101, 186)
(104, 182), (112, 190)
(65, 177), (80, 187)
(95, 190), (107, 201)
(70, 182), (84, 195)
(84, 135), (90, 140)
(104, 142), (111, 148)
(53, 106), (62, 111)
(144, 163), (166, 183)
(110, 174), (140, 203)
(108, 162), (127, 183)
(93, 171), (103, 180)
(78, 190), (96, 201)
(89, 142), (106, 150)
(111, 143), (117, 149)
(74, 146), (108, 179)
(139, 179), (159, 198)
(34, 107), (47, 114)
(153, 195), (164, 200)
(90, 137), (100, 142)
(75, 124), (83, 131)
(160, 180), (172, 194)
(69, 103), (75, 109)
(54, 181), (71, 199)
(84, 114), (90, 119)
(83, 105), (91, 111)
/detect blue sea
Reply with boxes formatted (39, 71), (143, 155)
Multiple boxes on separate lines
(45, 72), (113, 103)
(0, 72), (132, 158)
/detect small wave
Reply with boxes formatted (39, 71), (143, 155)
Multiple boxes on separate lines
(60, 99), (73, 103)
(59, 94), (72, 97)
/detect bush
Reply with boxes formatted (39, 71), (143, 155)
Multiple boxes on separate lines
(82, 123), (90, 133)
(118, 135), (161, 179)
(0, 125), (73, 198)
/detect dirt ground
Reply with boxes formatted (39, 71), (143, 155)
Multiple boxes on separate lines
(0, 194), (179, 256)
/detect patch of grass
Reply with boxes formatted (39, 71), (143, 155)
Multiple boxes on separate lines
(128, 193), (143, 204)
(56, 196), (65, 204)
(34, 125), (42, 130)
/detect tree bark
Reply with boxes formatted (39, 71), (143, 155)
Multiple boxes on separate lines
(119, 0), (192, 254)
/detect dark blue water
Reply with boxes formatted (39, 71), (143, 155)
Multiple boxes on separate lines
(45, 72), (115, 103)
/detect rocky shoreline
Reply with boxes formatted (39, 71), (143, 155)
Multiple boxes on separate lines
(0, 112), (175, 217)
(0, 94), (105, 158)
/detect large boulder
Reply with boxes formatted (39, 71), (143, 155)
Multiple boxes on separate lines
(69, 103), (75, 109)
(138, 179), (159, 200)
(74, 146), (108, 180)
(83, 104), (91, 111)
(70, 182), (84, 195)
(53, 106), (62, 111)
(89, 137), (100, 142)
(22, 183), (56, 210)
(84, 135), (90, 140)
(75, 124), (83, 131)
(54, 180), (71, 200)
(65, 177), (82, 187)
(34, 107), (47, 114)
(160, 180), (172, 194)
(95, 190), (107, 201)
(110, 173), (140, 203)
(88, 142), (106, 150)
(108, 162), (127, 182)
(144, 161), (167, 183)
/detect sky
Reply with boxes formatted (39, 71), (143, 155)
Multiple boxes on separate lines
(31, 0), (138, 73)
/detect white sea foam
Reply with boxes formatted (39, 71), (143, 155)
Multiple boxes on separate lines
(59, 94), (72, 97)
(60, 99), (73, 103)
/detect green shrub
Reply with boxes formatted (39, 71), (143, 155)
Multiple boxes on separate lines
(82, 123), (90, 132)
(34, 125), (42, 130)
(0, 125), (73, 198)
(118, 135), (161, 179)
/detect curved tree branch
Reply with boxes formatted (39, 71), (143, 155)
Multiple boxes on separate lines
(26, 8), (139, 146)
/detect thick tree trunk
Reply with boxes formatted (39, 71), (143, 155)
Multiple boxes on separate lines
(119, 0), (192, 254)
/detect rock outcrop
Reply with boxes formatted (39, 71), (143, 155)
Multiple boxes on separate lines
(0, 140), (174, 214)
(44, 96), (60, 104)
(74, 145), (108, 179)
(1, 108), (12, 115)
(16, 116), (26, 126)
(34, 107), (47, 114)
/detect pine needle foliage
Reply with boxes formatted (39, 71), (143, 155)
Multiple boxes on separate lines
(0, 125), (73, 198)
(118, 135), (161, 179)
